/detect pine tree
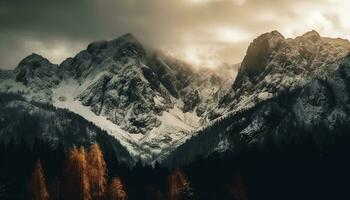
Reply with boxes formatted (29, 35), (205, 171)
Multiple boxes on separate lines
(28, 160), (49, 200)
(62, 147), (91, 200)
(108, 177), (127, 200)
(87, 143), (107, 200)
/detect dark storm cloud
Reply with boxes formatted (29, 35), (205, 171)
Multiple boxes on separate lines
(0, 0), (348, 69)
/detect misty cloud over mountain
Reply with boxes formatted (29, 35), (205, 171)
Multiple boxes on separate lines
(1, 0), (349, 69)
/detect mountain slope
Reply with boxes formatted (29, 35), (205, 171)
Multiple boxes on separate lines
(0, 33), (233, 162)
(0, 93), (133, 164)
(162, 46), (350, 166)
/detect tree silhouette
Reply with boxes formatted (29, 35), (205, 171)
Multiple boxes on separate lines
(229, 175), (248, 200)
(108, 177), (127, 200)
(62, 147), (91, 200)
(28, 160), (49, 200)
(49, 178), (60, 200)
(168, 169), (194, 200)
(87, 143), (107, 200)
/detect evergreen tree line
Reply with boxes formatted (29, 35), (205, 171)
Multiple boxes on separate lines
(0, 139), (249, 200)
(1, 124), (349, 200)
(26, 144), (247, 200)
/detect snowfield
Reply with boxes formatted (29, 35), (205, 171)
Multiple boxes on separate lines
(51, 79), (202, 161)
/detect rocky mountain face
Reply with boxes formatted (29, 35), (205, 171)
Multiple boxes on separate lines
(14, 54), (61, 87)
(1, 30), (350, 165)
(0, 33), (233, 162)
(162, 32), (350, 165)
(6, 54), (62, 102)
(210, 30), (350, 119)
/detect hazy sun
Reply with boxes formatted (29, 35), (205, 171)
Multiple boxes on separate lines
(216, 27), (252, 43)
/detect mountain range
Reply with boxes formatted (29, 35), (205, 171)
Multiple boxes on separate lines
(1, 30), (350, 166)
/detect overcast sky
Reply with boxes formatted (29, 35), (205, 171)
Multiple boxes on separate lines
(1, 0), (350, 69)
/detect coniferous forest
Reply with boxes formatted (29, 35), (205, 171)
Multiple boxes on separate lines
(1, 139), (350, 200)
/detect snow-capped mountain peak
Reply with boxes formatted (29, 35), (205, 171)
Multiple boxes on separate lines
(14, 53), (61, 86)
(0, 33), (234, 162)
(3, 30), (347, 165)
(212, 30), (350, 121)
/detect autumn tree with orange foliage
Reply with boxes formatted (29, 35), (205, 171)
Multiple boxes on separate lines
(28, 160), (49, 200)
(168, 169), (194, 200)
(87, 143), (107, 200)
(62, 147), (91, 200)
(108, 177), (127, 200)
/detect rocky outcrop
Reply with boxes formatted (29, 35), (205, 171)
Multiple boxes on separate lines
(14, 53), (61, 87)
(211, 30), (350, 120)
